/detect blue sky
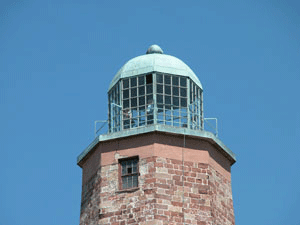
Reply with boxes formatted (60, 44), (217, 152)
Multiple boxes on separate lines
(1, 0), (299, 224)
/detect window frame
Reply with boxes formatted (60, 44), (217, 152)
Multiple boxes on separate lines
(118, 156), (139, 190)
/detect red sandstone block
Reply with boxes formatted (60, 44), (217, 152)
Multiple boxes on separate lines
(154, 162), (164, 167)
(173, 175), (181, 181)
(144, 189), (154, 194)
(155, 193), (172, 201)
(187, 177), (195, 182)
(170, 211), (183, 217)
(192, 168), (202, 173)
(168, 169), (175, 174)
(171, 201), (183, 207)
(170, 159), (182, 165)
(184, 182), (193, 187)
(175, 181), (183, 186)
(146, 157), (157, 163)
(189, 193), (200, 198)
(197, 222), (207, 225)
(127, 218), (136, 224)
(184, 161), (193, 167)
(145, 178), (156, 184)
(148, 167), (155, 173)
(165, 163), (173, 169)
(154, 215), (168, 221)
(175, 170), (183, 175)
(199, 206), (211, 211)
(154, 183), (170, 189)
(198, 163), (208, 169)
(190, 172), (197, 177)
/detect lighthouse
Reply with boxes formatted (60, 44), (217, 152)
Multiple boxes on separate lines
(77, 45), (236, 225)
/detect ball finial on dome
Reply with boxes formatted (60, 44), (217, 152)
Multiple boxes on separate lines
(146, 44), (163, 54)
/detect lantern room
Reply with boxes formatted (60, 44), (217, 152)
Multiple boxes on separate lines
(108, 45), (203, 133)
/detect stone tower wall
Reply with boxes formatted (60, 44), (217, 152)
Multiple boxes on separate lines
(79, 133), (234, 225)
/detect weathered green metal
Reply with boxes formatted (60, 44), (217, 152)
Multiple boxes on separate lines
(109, 45), (202, 91)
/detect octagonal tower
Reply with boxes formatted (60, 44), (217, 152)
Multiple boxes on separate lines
(77, 45), (236, 225)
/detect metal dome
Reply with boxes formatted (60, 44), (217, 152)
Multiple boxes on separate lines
(108, 45), (202, 90)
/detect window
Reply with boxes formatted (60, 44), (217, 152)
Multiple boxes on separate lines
(119, 157), (139, 190)
(156, 73), (188, 127)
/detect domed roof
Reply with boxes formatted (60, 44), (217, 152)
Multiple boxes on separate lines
(109, 45), (202, 90)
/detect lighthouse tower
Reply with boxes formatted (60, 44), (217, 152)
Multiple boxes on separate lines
(77, 45), (236, 225)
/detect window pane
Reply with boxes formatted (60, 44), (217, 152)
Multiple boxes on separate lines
(172, 76), (179, 86)
(132, 165), (137, 173)
(157, 84), (163, 94)
(146, 84), (153, 94)
(157, 74), (163, 83)
(180, 88), (187, 97)
(138, 76), (145, 86)
(181, 98), (187, 107)
(139, 96), (145, 106)
(122, 177), (128, 189)
(165, 85), (171, 95)
(130, 77), (137, 87)
(127, 176), (133, 189)
(131, 98), (137, 107)
(146, 95), (153, 103)
(131, 88), (137, 97)
(123, 79), (129, 89)
(173, 87), (179, 96)
(157, 95), (163, 104)
(157, 104), (164, 112)
(165, 95), (171, 105)
(123, 90), (129, 99)
(121, 162), (126, 175)
(146, 74), (153, 84)
(123, 99), (129, 108)
(165, 105), (171, 110)
(173, 97), (179, 106)
(180, 77), (187, 87)
(133, 175), (138, 187)
(139, 86), (145, 96)
(165, 75), (171, 85)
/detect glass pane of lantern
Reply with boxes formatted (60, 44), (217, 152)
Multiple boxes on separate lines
(173, 97), (179, 107)
(180, 77), (187, 87)
(139, 96), (145, 106)
(157, 84), (163, 94)
(165, 85), (171, 95)
(130, 77), (137, 87)
(146, 84), (153, 94)
(123, 89), (129, 99)
(131, 88), (137, 97)
(138, 76), (145, 86)
(123, 79), (129, 89)
(139, 86), (145, 96)
(157, 74), (163, 83)
(123, 99), (129, 108)
(165, 96), (171, 105)
(157, 95), (164, 104)
(180, 88), (187, 97)
(172, 76), (179, 86)
(165, 75), (171, 85)
(131, 98), (137, 107)
(173, 87), (179, 96)
(181, 98), (187, 107)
